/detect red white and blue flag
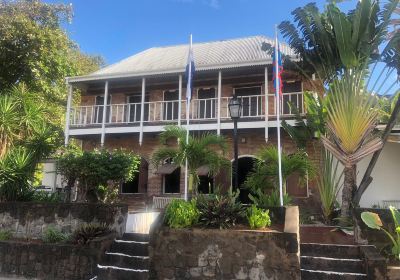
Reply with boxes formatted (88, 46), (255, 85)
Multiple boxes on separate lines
(273, 39), (283, 97)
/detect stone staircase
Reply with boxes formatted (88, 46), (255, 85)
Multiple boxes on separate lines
(300, 243), (367, 280)
(94, 233), (150, 280)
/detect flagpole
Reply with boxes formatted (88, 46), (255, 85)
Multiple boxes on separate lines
(184, 34), (193, 201)
(275, 26), (284, 207)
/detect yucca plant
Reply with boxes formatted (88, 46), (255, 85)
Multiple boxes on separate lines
(317, 151), (343, 224)
(152, 125), (229, 195)
(71, 223), (111, 245)
(322, 71), (383, 219)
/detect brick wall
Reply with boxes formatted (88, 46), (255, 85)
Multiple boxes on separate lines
(81, 128), (321, 200)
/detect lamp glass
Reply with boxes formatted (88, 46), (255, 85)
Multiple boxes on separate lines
(228, 97), (242, 119)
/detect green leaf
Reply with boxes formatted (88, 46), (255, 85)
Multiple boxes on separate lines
(361, 212), (383, 230)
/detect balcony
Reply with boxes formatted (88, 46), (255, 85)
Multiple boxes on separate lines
(69, 92), (304, 128)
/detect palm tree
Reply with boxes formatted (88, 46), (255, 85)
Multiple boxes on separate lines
(322, 71), (383, 219)
(278, 0), (399, 83)
(152, 126), (229, 195)
(244, 146), (316, 197)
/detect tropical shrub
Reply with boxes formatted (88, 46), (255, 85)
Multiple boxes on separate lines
(71, 223), (111, 245)
(31, 191), (62, 203)
(317, 151), (342, 223)
(57, 147), (140, 202)
(164, 199), (199, 229)
(152, 125), (229, 195)
(361, 206), (400, 260)
(249, 189), (292, 208)
(0, 230), (12, 241)
(42, 227), (68, 243)
(196, 191), (245, 229)
(247, 205), (271, 229)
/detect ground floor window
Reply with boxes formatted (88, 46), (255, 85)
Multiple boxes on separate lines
(163, 167), (181, 194)
(232, 156), (256, 203)
(198, 176), (214, 194)
(121, 157), (148, 194)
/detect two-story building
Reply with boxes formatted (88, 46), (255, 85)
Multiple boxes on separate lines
(64, 35), (322, 209)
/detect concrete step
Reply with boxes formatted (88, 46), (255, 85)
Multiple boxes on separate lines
(109, 239), (149, 256)
(122, 232), (149, 242)
(300, 243), (360, 259)
(301, 255), (364, 274)
(101, 252), (149, 270)
(96, 265), (149, 280)
(301, 269), (367, 280)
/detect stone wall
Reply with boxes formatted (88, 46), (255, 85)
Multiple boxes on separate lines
(0, 202), (128, 239)
(0, 233), (114, 280)
(149, 206), (300, 280)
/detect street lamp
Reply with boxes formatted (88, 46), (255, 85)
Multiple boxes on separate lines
(228, 95), (242, 192)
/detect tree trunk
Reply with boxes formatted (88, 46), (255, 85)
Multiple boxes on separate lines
(341, 165), (356, 220)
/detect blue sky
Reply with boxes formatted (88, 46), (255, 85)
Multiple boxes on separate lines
(46, 0), (353, 65)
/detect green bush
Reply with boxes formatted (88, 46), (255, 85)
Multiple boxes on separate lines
(32, 191), (62, 202)
(42, 227), (68, 243)
(0, 230), (12, 241)
(196, 191), (245, 229)
(247, 205), (271, 229)
(164, 199), (199, 229)
(71, 223), (111, 245)
(249, 189), (292, 208)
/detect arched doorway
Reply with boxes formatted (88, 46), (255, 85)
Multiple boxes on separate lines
(232, 156), (257, 203)
(121, 157), (149, 193)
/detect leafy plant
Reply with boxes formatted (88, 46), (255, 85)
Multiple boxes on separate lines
(196, 191), (245, 229)
(0, 230), (12, 241)
(42, 227), (68, 243)
(71, 223), (111, 245)
(57, 147), (140, 202)
(322, 71), (383, 219)
(31, 191), (62, 203)
(247, 205), (271, 229)
(246, 147), (315, 194)
(164, 199), (199, 229)
(152, 125), (229, 195)
(317, 151), (343, 224)
(361, 206), (400, 260)
(249, 189), (292, 208)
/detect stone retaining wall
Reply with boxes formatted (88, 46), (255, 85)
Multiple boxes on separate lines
(0, 202), (128, 239)
(149, 206), (300, 280)
(0, 234), (114, 280)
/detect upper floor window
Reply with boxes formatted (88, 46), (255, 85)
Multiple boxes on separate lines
(234, 86), (262, 117)
(126, 93), (149, 123)
(197, 88), (216, 119)
(163, 90), (179, 121)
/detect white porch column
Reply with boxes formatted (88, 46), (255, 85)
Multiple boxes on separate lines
(217, 71), (222, 135)
(178, 74), (182, 126)
(100, 81), (109, 147)
(264, 66), (269, 143)
(64, 83), (73, 146)
(139, 77), (146, 146)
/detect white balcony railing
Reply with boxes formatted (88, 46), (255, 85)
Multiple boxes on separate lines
(69, 92), (305, 127)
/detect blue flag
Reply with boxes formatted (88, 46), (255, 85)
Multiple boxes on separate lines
(185, 42), (195, 103)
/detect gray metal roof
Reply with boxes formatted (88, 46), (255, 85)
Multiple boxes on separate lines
(68, 35), (295, 83)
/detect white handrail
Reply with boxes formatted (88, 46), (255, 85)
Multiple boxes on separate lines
(70, 92), (305, 126)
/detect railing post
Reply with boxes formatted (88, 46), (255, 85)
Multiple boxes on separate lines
(217, 71), (222, 135)
(100, 81), (109, 147)
(64, 83), (73, 147)
(139, 77), (146, 146)
(178, 75), (182, 126)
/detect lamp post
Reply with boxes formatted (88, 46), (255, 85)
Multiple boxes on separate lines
(228, 95), (242, 192)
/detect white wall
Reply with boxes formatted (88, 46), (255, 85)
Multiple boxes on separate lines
(41, 161), (62, 191)
(336, 142), (400, 208)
